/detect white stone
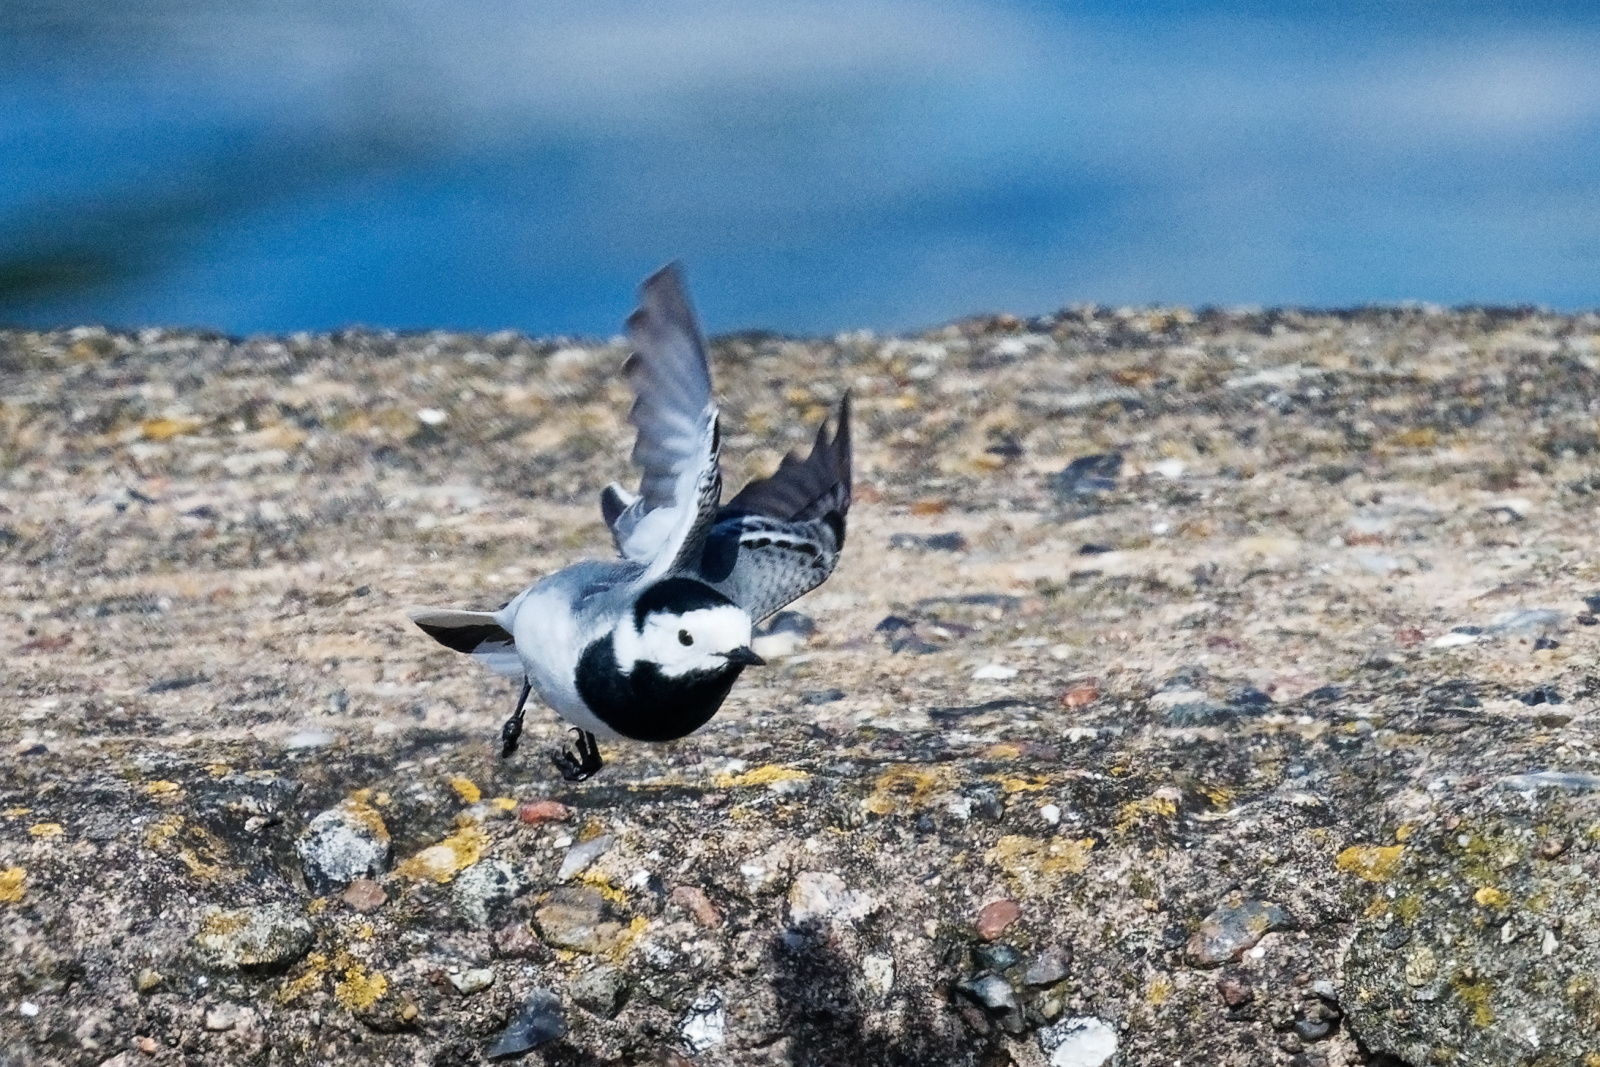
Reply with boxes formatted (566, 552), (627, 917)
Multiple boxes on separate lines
(417, 408), (447, 425)
(973, 663), (1019, 681)
(1432, 632), (1478, 648)
(680, 991), (726, 1052)
(862, 954), (895, 997)
(1040, 1016), (1118, 1067)
(788, 871), (876, 925)
(558, 835), (612, 881)
(449, 968), (495, 994)
(1040, 804), (1061, 825)
(284, 729), (337, 749)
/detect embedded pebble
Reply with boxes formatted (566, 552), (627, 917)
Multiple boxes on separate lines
(1216, 972), (1254, 1008)
(487, 988), (566, 1058)
(535, 887), (626, 953)
(963, 973), (1017, 1011)
(802, 688), (845, 705)
(448, 967), (495, 995)
(670, 884), (722, 928)
(283, 730), (337, 750)
(296, 797), (391, 895)
(788, 871), (876, 925)
(516, 800), (572, 825)
(193, 903), (313, 972)
(340, 878), (387, 913)
(569, 964), (628, 1018)
(1024, 946), (1069, 987)
(1039, 1015), (1118, 1066)
(453, 859), (533, 927)
(1187, 898), (1291, 966)
(1050, 453), (1122, 497)
(862, 954), (895, 997)
(973, 663), (1019, 681)
(557, 835), (612, 881)
(976, 899), (1022, 940)
(680, 991), (726, 1052)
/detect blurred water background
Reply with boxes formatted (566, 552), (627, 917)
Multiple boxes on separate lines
(4, 0), (1600, 335)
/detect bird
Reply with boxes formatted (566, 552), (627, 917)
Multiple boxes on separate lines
(407, 263), (851, 781)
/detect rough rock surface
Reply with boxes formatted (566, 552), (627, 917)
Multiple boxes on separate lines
(5, 308), (1600, 1066)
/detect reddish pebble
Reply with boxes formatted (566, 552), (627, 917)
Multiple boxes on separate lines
(671, 885), (723, 928)
(492, 922), (545, 960)
(341, 878), (387, 913)
(976, 899), (1022, 940)
(1217, 971), (1254, 1008)
(517, 799), (572, 825)
(1062, 683), (1099, 709)
(136, 1036), (159, 1056)
(1395, 628), (1425, 648)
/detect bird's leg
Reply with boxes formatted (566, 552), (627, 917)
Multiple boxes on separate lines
(551, 729), (604, 781)
(500, 680), (533, 759)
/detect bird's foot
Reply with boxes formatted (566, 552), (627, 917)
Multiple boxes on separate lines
(551, 729), (603, 781)
(500, 681), (532, 759)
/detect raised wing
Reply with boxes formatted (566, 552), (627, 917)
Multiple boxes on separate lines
(700, 395), (851, 622)
(602, 263), (723, 582)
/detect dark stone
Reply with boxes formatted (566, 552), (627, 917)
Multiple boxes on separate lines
(802, 689), (845, 705)
(1228, 687), (1274, 713)
(1077, 543), (1115, 555)
(1050, 453), (1123, 497)
(1534, 636), (1560, 650)
(487, 988), (566, 1058)
(1520, 686), (1562, 706)
(875, 615), (914, 633)
(1292, 1018), (1333, 1042)
(1379, 926), (1410, 950)
(973, 943), (1021, 972)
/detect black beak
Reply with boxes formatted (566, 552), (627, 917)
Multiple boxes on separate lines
(724, 646), (766, 667)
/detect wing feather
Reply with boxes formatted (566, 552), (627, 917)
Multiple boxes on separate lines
(603, 263), (723, 579)
(703, 397), (852, 621)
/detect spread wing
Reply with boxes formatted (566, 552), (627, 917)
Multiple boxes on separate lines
(699, 395), (851, 622)
(600, 263), (723, 583)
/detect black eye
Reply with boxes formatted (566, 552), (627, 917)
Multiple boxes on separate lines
(678, 629), (693, 646)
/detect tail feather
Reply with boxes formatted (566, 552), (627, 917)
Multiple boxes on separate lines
(408, 608), (524, 679)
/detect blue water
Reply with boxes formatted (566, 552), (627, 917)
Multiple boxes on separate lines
(5, 1), (1600, 335)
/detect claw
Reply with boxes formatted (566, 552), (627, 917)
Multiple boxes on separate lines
(550, 729), (604, 781)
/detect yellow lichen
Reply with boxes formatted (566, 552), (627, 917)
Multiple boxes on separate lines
(449, 777), (482, 804)
(1145, 975), (1173, 1005)
(278, 952), (329, 1004)
(2, 807), (32, 819)
(715, 765), (811, 789)
(862, 764), (957, 816)
(579, 871), (629, 906)
(1198, 784), (1235, 809)
(307, 898), (330, 915)
(489, 797), (517, 812)
(198, 909), (250, 937)
(1395, 823), (1415, 842)
(340, 792), (390, 843)
(1451, 972), (1494, 1028)
(145, 815), (185, 850)
(986, 835), (1095, 894)
(1473, 886), (1510, 910)
(995, 775), (1050, 794)
(1115, 795), (1178, 833)
(1395, 895), (1424, 926)
(333, 955), (388, 1011)
(28, 822), (63, 838)
(604, 915), (650, 964)
(0, 867), (25, 904)
(1336, 845), (1404, 882)
(395, 824), (488, 883)
(144, 780), (183, 799)
(207, 763), (231, 778)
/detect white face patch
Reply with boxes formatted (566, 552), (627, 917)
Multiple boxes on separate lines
(614, 603), (754, 678)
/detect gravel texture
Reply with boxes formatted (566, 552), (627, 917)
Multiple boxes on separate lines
(4, 307), (1600, 1066)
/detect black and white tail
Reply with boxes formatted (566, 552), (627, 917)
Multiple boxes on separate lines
(408, 608), (524, 678)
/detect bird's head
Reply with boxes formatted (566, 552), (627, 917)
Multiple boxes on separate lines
(614, 578), (763, 679)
